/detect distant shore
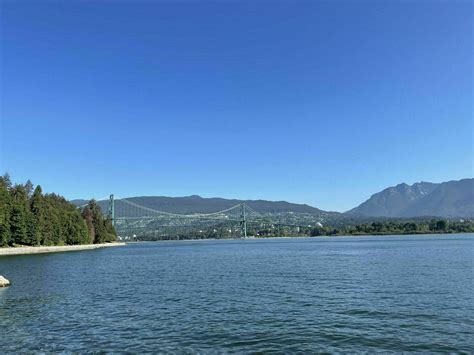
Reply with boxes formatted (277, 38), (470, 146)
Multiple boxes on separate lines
(0, 242), (126, 256)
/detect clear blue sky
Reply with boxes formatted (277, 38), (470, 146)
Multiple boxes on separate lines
(0, 0), (472, 212)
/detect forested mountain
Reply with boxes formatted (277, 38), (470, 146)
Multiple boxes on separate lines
(347, 179), (473, 218)
(72, 195), (335, 215)
(73, 179), (473, 220)
(0, 174), (116, 247)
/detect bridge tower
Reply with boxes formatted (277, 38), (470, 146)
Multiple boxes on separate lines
(108, 194), (115, 227)
(240, 203), (247, 238)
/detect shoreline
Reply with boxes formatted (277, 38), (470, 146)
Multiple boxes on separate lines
(0, 242), (127, 256)
(131, 232), (473, 243)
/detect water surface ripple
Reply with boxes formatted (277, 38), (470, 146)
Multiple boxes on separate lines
(0, 235), (473, 352)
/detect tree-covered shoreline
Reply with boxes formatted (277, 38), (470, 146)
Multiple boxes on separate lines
(128, 219), (474, 241)
(0, 174), (116, 247)
(253, 219), (474, 238)
(305, 219), (474, 237)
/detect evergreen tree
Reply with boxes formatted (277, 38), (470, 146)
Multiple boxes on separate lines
(9, 185), (29, 245)
(30, 185), (45, 245)
(105, 218), (117, 241)
(2, 173), (12, 189)
(81, 204), (95, 244)
(90, 200), (108, 243)
(0, 174), (117, 247)
(25, 210), (38, 245)
(0, 175), (12, 246)
(25, 179), (34, 199)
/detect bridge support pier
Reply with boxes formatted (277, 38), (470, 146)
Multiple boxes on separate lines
(240, 203), (247, 238)
(108, 194), (115, 227)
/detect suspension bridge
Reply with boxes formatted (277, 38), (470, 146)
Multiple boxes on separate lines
(77, 195), (321, 240)
(78, 195), (267, 239)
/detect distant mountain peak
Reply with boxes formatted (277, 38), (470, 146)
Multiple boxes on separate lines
(347, 178), (473, 218)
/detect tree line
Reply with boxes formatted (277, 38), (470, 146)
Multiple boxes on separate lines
(308, 219), (474, 236)
(254, 219), (473, 237)
(0, 174), (116, 247)
(119, 217), (474, 241)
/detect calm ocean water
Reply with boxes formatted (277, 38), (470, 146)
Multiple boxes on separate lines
(0, 234), (473, 352)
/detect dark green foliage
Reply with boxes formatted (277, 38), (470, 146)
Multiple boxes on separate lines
(81, 200), (117, 244)
(81, 204), (95, 244)
(104, 218), (117, 241)
(9, 185), (29, 245)
(307, 219), (474, 237)
(0, 175), (12, 246)
(0, 174), (116, 247)
(30, 186), (45, 246)
(434, 220), (448, 231)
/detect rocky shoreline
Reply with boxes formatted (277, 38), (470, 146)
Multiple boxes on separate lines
(0, 242), (126, 256)
(0, 275), (10, 287)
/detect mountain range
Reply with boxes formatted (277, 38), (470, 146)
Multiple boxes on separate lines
(72, 195), (331, 215)
(72, 178), (473, 219)
(347, 178), (473, 218)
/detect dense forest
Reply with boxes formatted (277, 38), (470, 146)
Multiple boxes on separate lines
(0, 174), (116, 247)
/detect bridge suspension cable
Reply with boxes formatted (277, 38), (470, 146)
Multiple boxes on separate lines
(77, 195), (269, 237)
(115, 197), (244, 219)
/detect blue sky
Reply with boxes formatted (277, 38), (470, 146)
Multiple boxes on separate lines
(0, 0), (472, 212)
